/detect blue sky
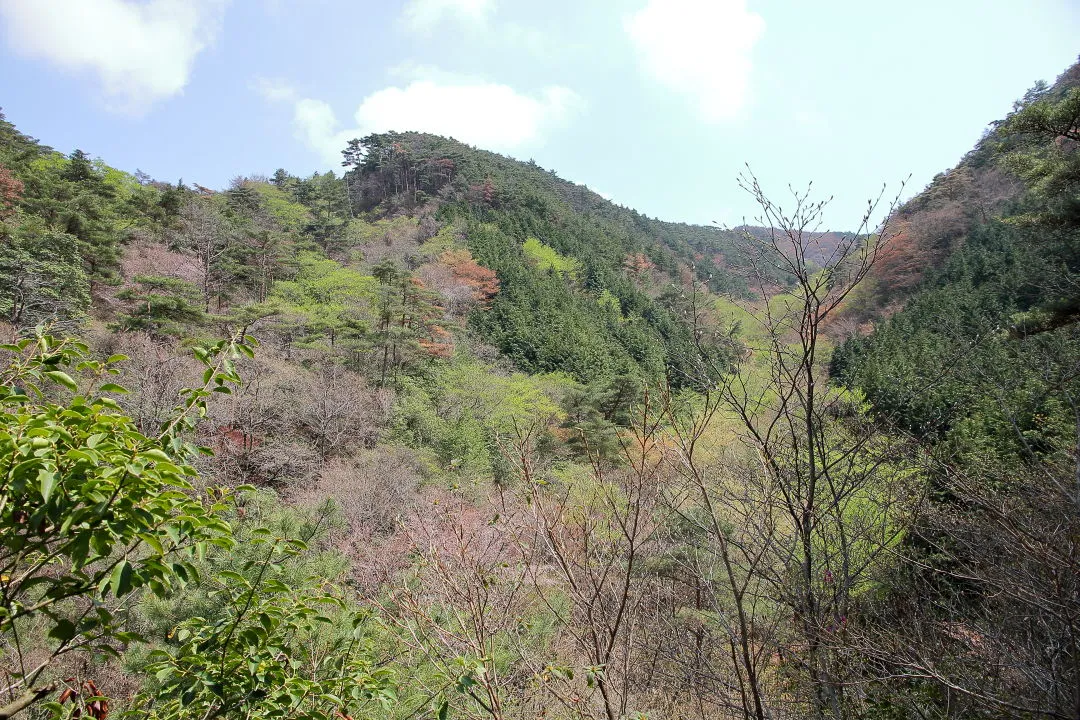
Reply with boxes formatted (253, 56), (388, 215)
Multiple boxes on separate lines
(1, 0), (1078, 229)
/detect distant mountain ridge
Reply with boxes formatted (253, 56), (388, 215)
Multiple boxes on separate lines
(340, 130), (811, 296)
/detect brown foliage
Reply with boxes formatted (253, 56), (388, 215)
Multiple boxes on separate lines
(439, 249), (499, 302)
(866, 163), (1021, 305)
(418, 325), (454, 358)
(0, 164), (24, 219)
(623, 253), (656, 282)
(289, 446), (423, 587)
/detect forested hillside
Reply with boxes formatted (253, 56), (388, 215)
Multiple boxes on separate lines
(1, 55), (1079, 720)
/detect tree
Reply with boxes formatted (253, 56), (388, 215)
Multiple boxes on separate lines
(131, 516), (396, 720)
(114, 274), (205, 337)
(296, 172), (349, 254)
(508, 392), (667, 720)
(370, 260), (447, 384)
(266, 251), (377, 360)
(179, 194), (231, 313)
(385, 495), (532, 720)
(0, 164), (23, 218)
(57, 149), (123, 285)
(659, 173), (915, 719)
(0, 222), (89, 339)
(439, 248), (500, 313)
(224, 180), (298, 304)
(0, 331), (250, 717)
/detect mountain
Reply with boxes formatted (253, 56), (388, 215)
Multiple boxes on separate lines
(0, 112), (762, 389)
(2, 54), (1080, 720)
(834, 57), (1080, 432)
(852, 59), (1080, 316)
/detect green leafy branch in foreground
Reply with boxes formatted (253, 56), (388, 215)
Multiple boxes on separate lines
(127, 530), (396, 720)
(0, 329), (252, 717)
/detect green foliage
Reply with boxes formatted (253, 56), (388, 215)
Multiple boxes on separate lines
(248, 182), (311, 233)
(466, 223), (663, 382)
(340, 132), (747, 387)
(417, 222), (462, 259)
(835, 76), (1080, 467)
(521, 237), (582, 279)
(0, 329), (402, 720)
(130, 526), (394, 720)
(0, 115), (183, 319)
(268, 251), (377, 351)
(0, 221), (89, 333)
(294, 171), (350, 255)
(115, 275), (205, 337)
(1000, 86), (1080, 205)
(370, 262), (450, 384)
(21, 150), (125, 284)
(560, 374), (641, 461)
(0, 331), (247, 708)
(342, 131), (752, 292)
(392, 353), (567, 480)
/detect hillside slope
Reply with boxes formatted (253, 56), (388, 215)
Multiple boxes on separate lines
(853, 58), (1080, 314)
(3, 54), (1080, 720)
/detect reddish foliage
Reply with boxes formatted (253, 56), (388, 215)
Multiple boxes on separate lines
(623, 253), (656, 280)
(865, 163), (1019, 307)
(215, 424), (262, 453)
(467, 179), (498, 206)
(0, 164), (24, 218)
(419, 325), (454, 358)
(872, 220), (927, 297)
(439, 249), (500, 302)
(58, 679), (109, 719)
(430, 157), (455, 182)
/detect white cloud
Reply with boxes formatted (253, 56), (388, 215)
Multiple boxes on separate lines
(0, 0), (224, 113)
(253, 77), (298, 103)
(293, 98), (351, 165)
(386, 62), (485, 86)
(402, 0), (494, 34)
(401, 1), (550, 58)
(265, 74), (583, 166)
(624, 0), (765, 122)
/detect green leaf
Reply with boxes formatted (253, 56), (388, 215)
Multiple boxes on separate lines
(99, 383), (129, 394)
(48, 618), (79, 643)
(110, 559), (134, 598)
(43, 371), (77, 390)
(38, 469), (58, 503)
(217, 570), (249, 586)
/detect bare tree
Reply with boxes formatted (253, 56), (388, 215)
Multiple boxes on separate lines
(507, 392), (669, 720)
(724, 173), (916, 718)
(648, 173), (918, 719)
(383, 493), (535, 720)
(180, 195), (229, 313)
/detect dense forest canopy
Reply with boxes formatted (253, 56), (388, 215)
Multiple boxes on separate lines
(1, 54), (1080, 720)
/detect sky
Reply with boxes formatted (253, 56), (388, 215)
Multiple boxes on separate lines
(1, 0), (1078, 230)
